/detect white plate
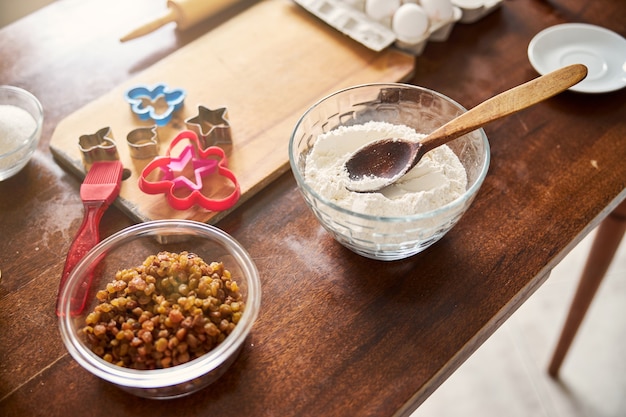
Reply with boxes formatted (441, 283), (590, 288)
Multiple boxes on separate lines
(528, 23), (626, 93)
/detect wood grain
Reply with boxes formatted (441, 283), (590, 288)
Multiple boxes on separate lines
(49, 0), (415, 224)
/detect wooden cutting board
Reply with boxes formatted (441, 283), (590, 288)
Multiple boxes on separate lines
(49, 0), (415, 224)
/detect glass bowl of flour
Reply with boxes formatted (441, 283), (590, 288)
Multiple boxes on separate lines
(0, 85), (44, 181)
(289, 83), (490, 261)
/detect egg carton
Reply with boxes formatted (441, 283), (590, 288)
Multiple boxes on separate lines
(293, 0), (502, 54)
(294, 0), (396, 51)
(452, 0), (503, 24)
(294, 0), (462, 54)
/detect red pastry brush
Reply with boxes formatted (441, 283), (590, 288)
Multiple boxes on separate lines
(56, 161), (124, 316)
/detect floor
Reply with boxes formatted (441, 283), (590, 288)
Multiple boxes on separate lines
(412, 228), (626, 417)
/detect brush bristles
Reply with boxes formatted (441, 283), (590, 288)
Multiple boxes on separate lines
(83, 161), (123, 184)
(80, 161), (123, 203)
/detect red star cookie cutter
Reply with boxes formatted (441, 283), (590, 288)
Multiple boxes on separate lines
(138, 130), (240, 211)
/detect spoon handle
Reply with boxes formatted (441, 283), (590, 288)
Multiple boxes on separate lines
(421, 64), (588, 151)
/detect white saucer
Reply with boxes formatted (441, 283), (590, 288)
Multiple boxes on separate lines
(528, 23), (626, 93)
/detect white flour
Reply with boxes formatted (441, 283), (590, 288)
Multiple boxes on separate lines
(0, 104), (36, 154)
(304, 121), (467, 217)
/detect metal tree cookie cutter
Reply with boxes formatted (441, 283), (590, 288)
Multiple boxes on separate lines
(185, 105), (232, 149)
(78, 127), (119, 168)
(138, 130), (240, 211)
(124, 83), (186, 126)
(126, 125), (159, 159)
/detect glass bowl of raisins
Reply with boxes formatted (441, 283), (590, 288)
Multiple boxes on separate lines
(58, 220), (261, 399)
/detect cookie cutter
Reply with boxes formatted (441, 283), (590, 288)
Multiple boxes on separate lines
(138, 130), (240, 211)
(127, 125), (159, 159)
(185, 105), (232, 149)
(124, 84), (186, 126)
(78, 127), (119, 167)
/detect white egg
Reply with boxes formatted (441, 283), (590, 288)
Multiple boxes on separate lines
(392, 3), (429, 42)
(420, 0), (454, 21)
(365, 0), (401, 21)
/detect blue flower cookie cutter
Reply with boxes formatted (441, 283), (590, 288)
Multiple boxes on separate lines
(124, 84), (186, 126)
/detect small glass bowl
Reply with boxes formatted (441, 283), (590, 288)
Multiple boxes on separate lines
(289, 83), (490, 261)
(0, 85), (44, 181)
(58, 220), (261, 399)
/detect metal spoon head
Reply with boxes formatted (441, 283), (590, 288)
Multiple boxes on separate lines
(344, 138), (423, 192)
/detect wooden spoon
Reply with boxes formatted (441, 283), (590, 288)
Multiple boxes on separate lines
(344, 64), (588, 192)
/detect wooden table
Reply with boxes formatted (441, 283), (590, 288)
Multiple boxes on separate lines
(1, 0), (624, 416)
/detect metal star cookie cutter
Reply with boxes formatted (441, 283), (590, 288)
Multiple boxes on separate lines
(138, 130), (240, 211)
(127, 125), (159, 159)
(185, 105), (232, 149)
(78, 127), (119, 168)
(124, 84), (186, 126)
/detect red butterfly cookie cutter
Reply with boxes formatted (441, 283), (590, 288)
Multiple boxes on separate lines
(138, 130), (240, 211)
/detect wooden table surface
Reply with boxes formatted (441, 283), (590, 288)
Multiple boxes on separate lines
(1, 0), (625, 416)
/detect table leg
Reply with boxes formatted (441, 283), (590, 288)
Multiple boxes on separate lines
(548, 200), (626, 377)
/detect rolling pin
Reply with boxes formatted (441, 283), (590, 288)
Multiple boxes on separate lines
(120, 0), (240, 42)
